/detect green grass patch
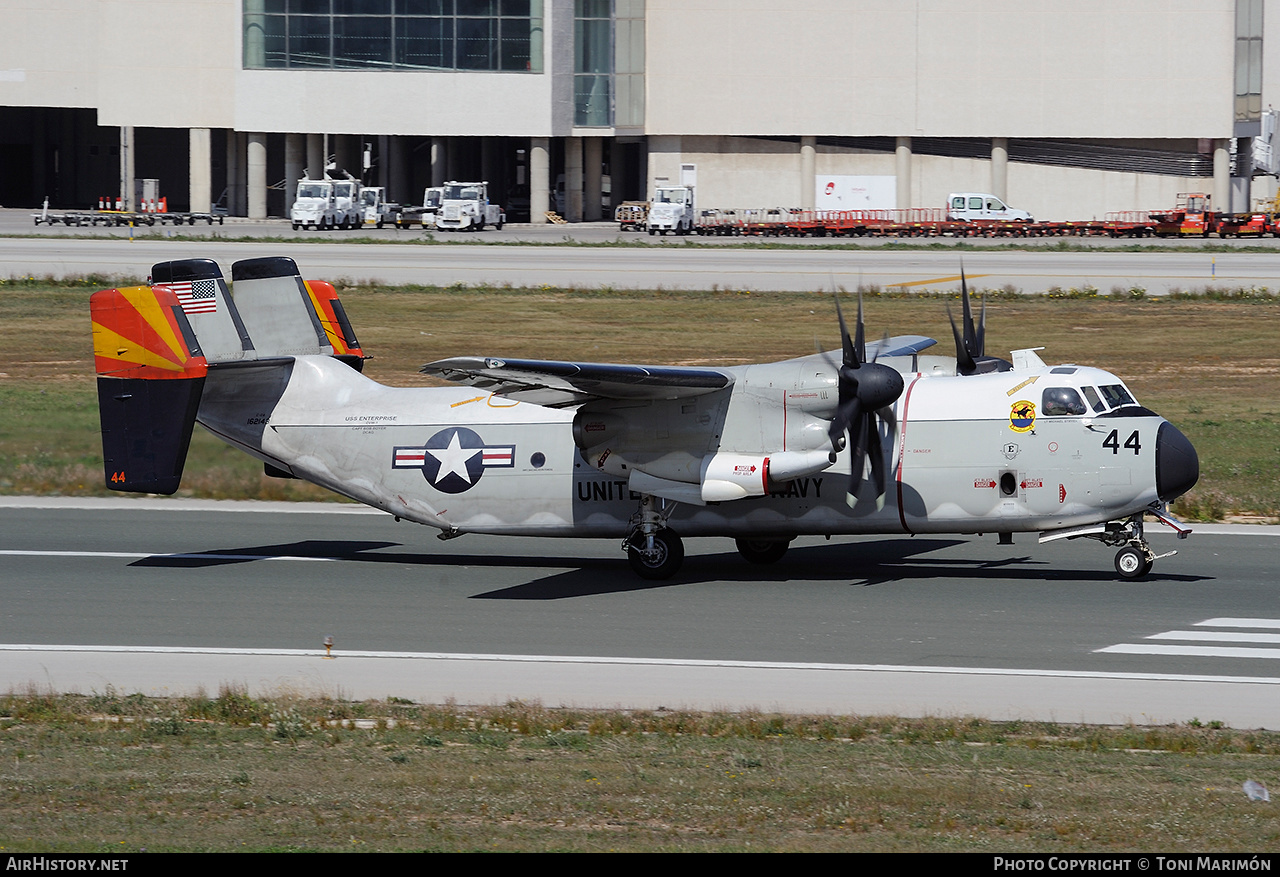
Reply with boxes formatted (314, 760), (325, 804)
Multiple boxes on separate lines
(1, 692), (1278, 852)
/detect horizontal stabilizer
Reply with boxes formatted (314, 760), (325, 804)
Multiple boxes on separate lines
(422, 356), (734, 408)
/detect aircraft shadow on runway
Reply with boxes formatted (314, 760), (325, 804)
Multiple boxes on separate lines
(127, 536), (1210, 598)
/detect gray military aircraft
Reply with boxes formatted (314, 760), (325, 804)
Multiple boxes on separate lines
(92, 256), (1199, 580)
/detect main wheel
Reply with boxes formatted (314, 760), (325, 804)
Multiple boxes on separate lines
(1114, 546), (1152, 579)
(735, 538), (791, 565)
(627, 528), (684, 580)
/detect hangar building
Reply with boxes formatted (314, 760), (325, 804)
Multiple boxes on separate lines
(0, 0), (1273, 222)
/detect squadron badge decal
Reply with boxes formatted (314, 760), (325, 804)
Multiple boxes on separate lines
(393, 427), (514, 493)
(1009, 400), (1036, 433)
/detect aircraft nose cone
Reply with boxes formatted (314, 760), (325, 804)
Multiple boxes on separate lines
(1156, 421), (1199, 503)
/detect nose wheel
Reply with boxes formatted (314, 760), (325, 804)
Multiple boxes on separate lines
(1114, 545), (1154, 579)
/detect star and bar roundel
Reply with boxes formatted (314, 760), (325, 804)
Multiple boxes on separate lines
(393, 427), (515, 493)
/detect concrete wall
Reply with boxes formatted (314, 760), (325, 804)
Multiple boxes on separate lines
(645, 0), (1235, 139)
(651, 135), (1209, 220)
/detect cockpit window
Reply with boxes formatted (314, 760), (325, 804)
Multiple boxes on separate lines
(1041, 387), (1087, 416)
(1081, 386), (1106, 413)
(1098, 384), (1135, 408)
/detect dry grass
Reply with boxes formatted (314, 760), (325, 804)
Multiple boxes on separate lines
(1, 280), (1277, 515)
(3, 691), (1280, 852)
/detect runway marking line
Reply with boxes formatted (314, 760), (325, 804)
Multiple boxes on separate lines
(1, 644), (1278, 685)
(0, 549), (335, 562)
(1097, 618), (1280, 661)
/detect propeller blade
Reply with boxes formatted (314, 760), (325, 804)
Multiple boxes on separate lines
(846, 418), (869, 508)
(854, 292), (867, 364)
(947, 304), (978, 375)
(834, 294), (857, 368)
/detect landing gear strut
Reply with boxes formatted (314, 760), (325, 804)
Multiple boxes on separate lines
(623, 494), (684, 579)
(1094, 514), (1161, 580)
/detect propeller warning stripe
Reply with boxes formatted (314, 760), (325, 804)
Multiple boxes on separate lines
(91, 286), (207, 380)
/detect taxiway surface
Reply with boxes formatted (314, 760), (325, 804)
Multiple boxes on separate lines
(3, 499), (1278, 726)
(4, 222), (1280, 294)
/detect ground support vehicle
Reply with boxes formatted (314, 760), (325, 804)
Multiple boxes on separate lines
(290, 179), (339, 230)
(435, 182), (505, 231)
(615, 201), (648, 231)
(646, 186), (695, 235)
(394, 187), (444, 229)
(1150, 193), (1213, 237)
(359, 187), (402, 228)
(33, 208), (223, 227)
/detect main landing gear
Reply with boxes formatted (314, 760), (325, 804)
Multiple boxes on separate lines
(624, 494), (684, 579)
(622, 494), (798, 578)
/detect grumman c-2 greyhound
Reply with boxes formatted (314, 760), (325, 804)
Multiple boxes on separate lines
(91, 256), (1199, 581)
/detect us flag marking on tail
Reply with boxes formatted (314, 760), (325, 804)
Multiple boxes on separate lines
(156, 279), (219, 315)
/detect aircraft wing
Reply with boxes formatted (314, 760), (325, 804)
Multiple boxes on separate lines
(421, 356), (735, 408)
(865, 335), (937, 357)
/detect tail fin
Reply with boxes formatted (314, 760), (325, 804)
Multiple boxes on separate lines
(91, 284), (208, 494)
(150, 258), (255, 363)
(228, 256), (365, 368)
(304, 279), (365, 369)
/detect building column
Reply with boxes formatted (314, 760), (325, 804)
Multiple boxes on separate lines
(895, 136), (912, 209)
(189, 128), (211, 215)
(306, 134), (323, 180)
(389, 136), (409, 204)
(565, 136), (583, 222)
(583, 137), (603, 221)
(334, 135), (358, 178)
(430, 137), (447, 186)
(226, 131), (245, 216)
(247, 132), (267, 220)
(1214, 138), (1231, 212)
(530, 137), (550, 223)
(800, 136), (816, 211)
(119, 126), (135, 211)
(991, 137), (1008, 201)
(284, 134), (305, 215)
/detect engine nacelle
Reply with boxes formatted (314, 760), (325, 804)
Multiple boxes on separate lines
(700, 449), (836, 502)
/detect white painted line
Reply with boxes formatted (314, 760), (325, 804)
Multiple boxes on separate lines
(1196, 617), (1280, 629)
(0, 550), (335, 562)
(2, 644), (1278, 685)
(1096, 644), (1280, 660)
(1148, 631), (1280, 644)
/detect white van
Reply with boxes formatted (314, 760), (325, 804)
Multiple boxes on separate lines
(946, 193), (1033, 223)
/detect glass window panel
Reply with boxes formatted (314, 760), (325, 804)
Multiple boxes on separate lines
(575, 16), (611, 73)
(499, 21), (532, 70)
(288, 15), (333, 67)
(500, 0), (530, 16)
(576, 0), (611, 19)
(575, 73), (611, 126)
(457, 0), (498, 15)
(259, 14), (288, 66)
(288, 0), (330, 13)
(456, 16), (497, 69)
(334, 15), (392, 67)
(396, 0), (451, 12)
(396, 16), (453, 67)
(334, 0), (391, 13)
